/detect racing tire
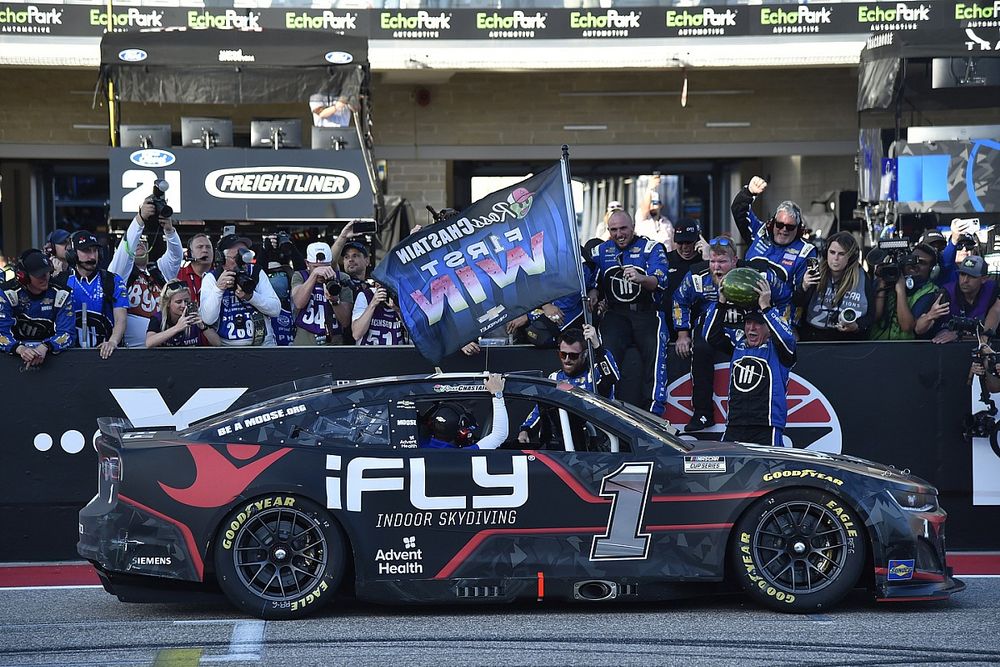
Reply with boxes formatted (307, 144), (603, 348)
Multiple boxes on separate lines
(731, 488), (866, 613)
(214, 495), (346, 620)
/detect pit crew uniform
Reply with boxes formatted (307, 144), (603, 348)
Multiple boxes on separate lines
(0, 279), (75, 355)
(519, 347), (621, 434)
(703, 301), (797, 448)
(731, 186), (817, 324)
(68, 270), (128, 348)
(108, 214), (183, 348)
(590, 237), (670, 415)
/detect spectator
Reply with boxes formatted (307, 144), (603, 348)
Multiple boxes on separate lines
(704, 277), (796, 448)
(796, 232), (875, 341)
(517, 324), (620, 443)
(291, 242), (352, 346)
(108, 201), (183, 348)
(420, 374), (508, 450)
(731, 175), (818, 318)
(588, 210), (670, 416)
(200, 234), (282, 346)
(870, 243), (942, 341)
(67, 230), (127, 358)
(932, 256), (1000, 344)
(145, 281), (221, 348)
(0, 250), (74, 366)
(352, 280), (408, 345)
(940, 223), (982, 287)
(310, 84), (355, 128)
(635, 174), (674, 251)
(45, 229), (72, 284)
(176, 232), (213, 304)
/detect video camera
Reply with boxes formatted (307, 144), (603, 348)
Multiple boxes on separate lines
(873, 238), (915, 284)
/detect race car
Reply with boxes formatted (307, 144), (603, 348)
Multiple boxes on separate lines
(79, 372), (964, 619)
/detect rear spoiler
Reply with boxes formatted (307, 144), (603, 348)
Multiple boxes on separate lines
(96, 417), (133, 448)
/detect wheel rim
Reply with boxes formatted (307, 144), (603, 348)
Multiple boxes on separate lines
(231, 507), (328, 602)
(751, 500), (850, 595)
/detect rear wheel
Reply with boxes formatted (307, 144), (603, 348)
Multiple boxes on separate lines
(214, 495), (346, 620)
(731, 488), (866, 612)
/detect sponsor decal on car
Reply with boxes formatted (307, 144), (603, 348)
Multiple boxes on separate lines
(433, 384), (482, 393)
(762, 469), (844, 486)
(130, 556), (172, 566)
(216, 404), (306, 437)
(684, 456), (727, 473)
(376, 536), (424, 575)
(887, 558), (915, 581)
(375, 509), (518, 529)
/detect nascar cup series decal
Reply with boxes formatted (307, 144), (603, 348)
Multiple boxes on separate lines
(204, 167), (361, 200)
(684, 456), (727, 473)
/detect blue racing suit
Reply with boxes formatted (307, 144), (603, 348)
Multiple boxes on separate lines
(519, 347), (620, 433)
(703, 301), (797, 447)
(0, 279), (75, 354)
(731, 186), (817, 324)
(589, 236), (670, 415)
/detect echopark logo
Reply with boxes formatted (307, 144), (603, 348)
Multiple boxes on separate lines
(160, 444), (291, 508)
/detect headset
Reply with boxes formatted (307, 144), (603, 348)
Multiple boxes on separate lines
(912, 242), (941, 283)
(421, 403), (477, 447)
(766, 200), (805, 241)
(15, 249), (50, 287)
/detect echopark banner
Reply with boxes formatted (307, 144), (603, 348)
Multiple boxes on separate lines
(373, 165), (580, 363)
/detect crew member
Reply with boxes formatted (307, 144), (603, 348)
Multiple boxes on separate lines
(176, 231), (213, 304)
(0, 250), (74, 366)
(421, 374), (508, 450)
(588, 210), (670, 415)
(517, 324), (620, 443)
(704, 277), (797, 447)
(731, 175), (817, 317)
(67, 230), (127, 358)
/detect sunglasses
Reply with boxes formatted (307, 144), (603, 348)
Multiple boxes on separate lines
(164, 280), (188, 292)
(559, 350), (582, 361)
(957, 242), (979, 251)
(709, 237), (733, 247)
(771, 220), (798, 232)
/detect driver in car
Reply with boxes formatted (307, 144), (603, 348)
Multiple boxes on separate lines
(517, 324), (619, 444)
(420, 374), (508, 450)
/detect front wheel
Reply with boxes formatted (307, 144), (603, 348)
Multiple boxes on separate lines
(731, 488), (866, 612)
(214, 495), (346, 620)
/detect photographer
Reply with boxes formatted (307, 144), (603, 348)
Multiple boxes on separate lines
(940, 218), (983, 285)
(869, 243), (942, 341)
(352, 280), (407, 346)
(291, 242), (352, 346)
(199, 235), (281, 347)
(797, 232), (874, 341)
(146, 281), (221, 348)
(932, 256), (1000, 344)
(108, 200), (183, 348)
(0, 250), (74, 367)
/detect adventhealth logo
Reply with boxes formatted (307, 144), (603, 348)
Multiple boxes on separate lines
(380, 11), (452, 30)
(285, 11), (357, 30)
(476, 11), (547, 30)
(760, 6), (832, 24)
(666, 8), (738, 27)
(570, 9), (641, 29)
(857, 3), (931, 22)
(0, 5), (62, 24)
(955, 1), (1000, 19)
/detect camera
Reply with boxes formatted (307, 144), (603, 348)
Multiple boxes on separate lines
(148, 179), (173, 220)
(233, 247), (258, 294)
(839, 308), (858, 325)
(873, 238), (913, 284)
(276, 231), (292, 247)
(950, 316), (983, 335)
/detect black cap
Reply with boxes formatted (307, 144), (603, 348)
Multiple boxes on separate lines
(217, 234), (253, 252)
(342, 241), (370, 257)
(674, 218), (701, 243)
(20, 249), (52, 278)
(744, 310), (766, 324)
(47, 229), (71, 246)
(70, 230), (99, 251)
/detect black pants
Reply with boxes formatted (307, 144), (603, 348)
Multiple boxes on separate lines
(600, 308), (669, 414)
(690, 324), (731, 418)
(723, 425), (785, 448)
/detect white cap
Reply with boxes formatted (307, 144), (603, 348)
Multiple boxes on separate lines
(607, 200), (624, 212)
(306, 242), (333, 263)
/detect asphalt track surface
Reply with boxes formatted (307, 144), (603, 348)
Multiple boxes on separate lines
(1, 578), (998, 667)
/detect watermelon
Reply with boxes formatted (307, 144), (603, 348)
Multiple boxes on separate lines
(721, 267), (764, 307)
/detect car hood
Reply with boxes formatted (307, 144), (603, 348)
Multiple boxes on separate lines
(685, 439), (934, 491)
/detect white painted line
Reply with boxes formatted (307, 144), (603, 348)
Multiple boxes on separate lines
(174, 619), (245, 626)
(0, 585), (103, 592)
(200, 620), (265, 664)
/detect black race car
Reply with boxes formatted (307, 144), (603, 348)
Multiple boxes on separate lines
(79, 373), (964, 619)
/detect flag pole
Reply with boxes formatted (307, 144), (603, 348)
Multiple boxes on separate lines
(559, 145), (597, 385)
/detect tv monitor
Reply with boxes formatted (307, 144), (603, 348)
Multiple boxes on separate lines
(119, 124), (171, 149)
(251, 119), (303, 149)
(180, 117), (234, 149)
(311, 127), (360, 151)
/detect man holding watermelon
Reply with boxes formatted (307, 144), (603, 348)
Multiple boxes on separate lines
(731, 175), (818, 324)
(703, 271), (797, 448)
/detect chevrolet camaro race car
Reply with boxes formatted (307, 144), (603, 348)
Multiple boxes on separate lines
(79, 373), (964, 619)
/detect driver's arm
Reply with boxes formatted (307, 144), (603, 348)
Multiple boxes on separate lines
(476, 374), (508, 451)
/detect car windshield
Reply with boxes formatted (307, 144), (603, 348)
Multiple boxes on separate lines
(570, 388), (691, 452)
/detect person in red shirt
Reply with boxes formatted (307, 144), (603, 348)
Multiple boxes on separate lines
(177, 232), (213, 304)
